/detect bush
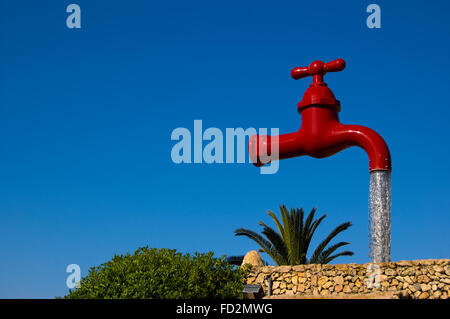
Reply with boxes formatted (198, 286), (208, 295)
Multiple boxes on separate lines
(64, 246), (246, 299)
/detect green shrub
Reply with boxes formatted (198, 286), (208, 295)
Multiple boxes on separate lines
(64, 246), (246, 299)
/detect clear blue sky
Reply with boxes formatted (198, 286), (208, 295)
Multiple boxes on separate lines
(1, 0), (449, 298)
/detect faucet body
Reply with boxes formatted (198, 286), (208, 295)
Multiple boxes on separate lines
(249, 59), (391, 172)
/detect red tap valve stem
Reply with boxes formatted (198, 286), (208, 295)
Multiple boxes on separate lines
(291, 59), (346, 85)
(291, 59), (346, 112)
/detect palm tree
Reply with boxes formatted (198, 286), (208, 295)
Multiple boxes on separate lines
(234, 205), (354, 265)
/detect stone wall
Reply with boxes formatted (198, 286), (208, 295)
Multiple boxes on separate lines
(245, 259), (449, 299)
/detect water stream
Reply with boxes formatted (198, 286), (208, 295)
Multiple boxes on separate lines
(369, 170), (391, 263)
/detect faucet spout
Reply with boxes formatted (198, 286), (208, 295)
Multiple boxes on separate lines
(249, 106), (391, 172)
(330, 124), (391, 171)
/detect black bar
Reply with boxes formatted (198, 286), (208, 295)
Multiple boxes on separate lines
(0, 299), (447, 318)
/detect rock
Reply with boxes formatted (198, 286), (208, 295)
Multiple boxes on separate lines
(325, 270), (336, 276)
(241, 250), (264, 267)
(396, 260), (413, 267)
(261, 266), (273, 273)
(335, 284), (343, 292)
(320, 289), (330, 296)
(322, 281), (333, 289)
(334, 276), (344, 285)
(343, 285), (351, 293)
(277, 266), (292, 273)
(413, 283), (422, 292)
(417, 259), (435, 266)
(318, 277), (328, 287)
(272, 281), (280, 289)
(404, 276), (413, 284)
(334, 264), (349, 271)
(420, 284), (431, 292)
(444, 267), (450, 276)
(311, 275), (318, 286)
(385, 269), (396, 276)
(419, 292), (429, 299)
(417, 275), (431, 283)
(255, 273), (266, 284)
(395, 276), (404, 282)
(292, 265), (305, 271)
(401, 268), (415, 276)
(313, 264), (322, 272)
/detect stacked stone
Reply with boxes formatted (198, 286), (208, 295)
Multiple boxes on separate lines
(245, 259), (449, 299)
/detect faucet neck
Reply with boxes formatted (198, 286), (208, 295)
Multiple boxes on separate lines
(300, 106), (340, 131)
(297, 86), (341, 114)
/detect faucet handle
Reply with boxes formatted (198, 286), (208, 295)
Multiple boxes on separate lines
(291, 59), (346, 85)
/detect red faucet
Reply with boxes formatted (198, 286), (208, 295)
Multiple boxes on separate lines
(249, 59), (391, 172)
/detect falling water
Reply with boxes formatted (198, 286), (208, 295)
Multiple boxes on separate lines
(369, 170), (391, 263)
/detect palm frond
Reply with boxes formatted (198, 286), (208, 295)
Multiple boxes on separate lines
(279, 205), (291, 247)
(309, 221), (352, 263)
(309, 241), (351, 264)
(267, 210), (285, 241)
(259, 222), (289, 265)
(298, 209), (321, 263)
(234, 228), (285, 265)
(322, 250), (354, 264)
